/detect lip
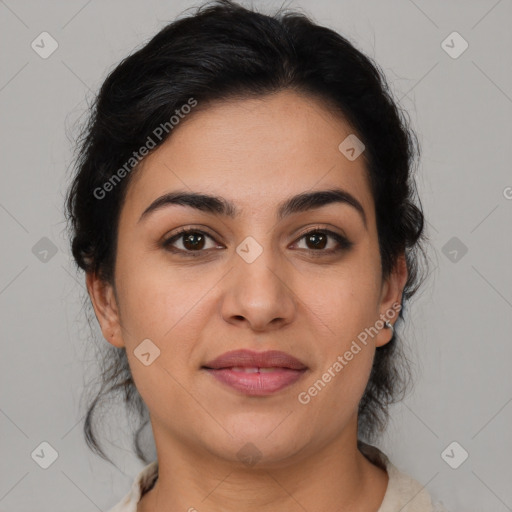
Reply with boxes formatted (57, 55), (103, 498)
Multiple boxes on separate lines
(202, 349), (308, 396)
(204, 367), (307, 395)
(203, 349), (307, 370)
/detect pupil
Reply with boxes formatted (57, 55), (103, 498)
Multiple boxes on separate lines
(184, 233), (204, 250)
(308, 232), (326, 249)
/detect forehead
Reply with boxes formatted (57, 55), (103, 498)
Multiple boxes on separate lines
(122, 89), (374, 224)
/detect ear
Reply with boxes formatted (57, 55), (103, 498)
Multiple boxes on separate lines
(374, 252), (408, 348)
(86, 272), (124, 348)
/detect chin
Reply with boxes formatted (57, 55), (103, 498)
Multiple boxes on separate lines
(211, 420), (308, 465)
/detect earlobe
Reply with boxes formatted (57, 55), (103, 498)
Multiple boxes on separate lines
(375, 253), (408, 348)
(85, 272), (124, 348)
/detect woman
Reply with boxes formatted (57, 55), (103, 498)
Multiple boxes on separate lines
(65, 1), (448, 510)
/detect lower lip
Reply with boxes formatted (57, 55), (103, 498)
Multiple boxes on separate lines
(203, 368), (307, 396)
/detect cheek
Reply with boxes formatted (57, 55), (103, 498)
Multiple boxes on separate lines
(114, 250), (218, 382)
(299, 313), (376, 426)
(115, 247), (205, 338)
(292, 257), (380, 409)
(297, 260), (381, 339)
(117, 264), (212, 423)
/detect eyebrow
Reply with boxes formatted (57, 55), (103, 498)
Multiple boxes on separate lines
(138, 187), (367, 229)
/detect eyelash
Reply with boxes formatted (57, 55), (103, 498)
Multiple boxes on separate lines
(161, 227), (353, 258)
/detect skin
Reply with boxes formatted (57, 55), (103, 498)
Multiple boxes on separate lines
(87, 89), (408, 512)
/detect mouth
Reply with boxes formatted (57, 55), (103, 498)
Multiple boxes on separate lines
(201, 349), (308, 396)
(201, 366), (307, 396)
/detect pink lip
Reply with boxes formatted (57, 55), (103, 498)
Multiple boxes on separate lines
(203, 349), (307, 370)
(202, 349), (308, 396)
(204, 367), (307, 395)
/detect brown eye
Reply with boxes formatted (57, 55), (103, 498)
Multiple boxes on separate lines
(182, 232), (206, 250)
(162, 229), (219, 256)
(294, 229), (353, 253)
(304, 231), (328, 250)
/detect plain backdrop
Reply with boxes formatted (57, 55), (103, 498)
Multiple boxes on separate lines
(1, 0), (511, 511)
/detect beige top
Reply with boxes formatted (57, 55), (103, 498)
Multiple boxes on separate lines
(106, 442), (449, 512)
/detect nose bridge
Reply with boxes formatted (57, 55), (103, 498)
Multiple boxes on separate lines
(234, 233), (286, 299)
(220, 231), (296, 330)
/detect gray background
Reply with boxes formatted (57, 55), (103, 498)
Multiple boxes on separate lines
(1, 0), (511, 510)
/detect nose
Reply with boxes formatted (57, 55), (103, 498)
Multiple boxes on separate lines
(220, 246), (297, 332)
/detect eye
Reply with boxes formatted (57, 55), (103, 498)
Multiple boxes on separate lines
(162, 228), (221, 256)
(293, 228), (353, 254)
(161, 227), (353, 258)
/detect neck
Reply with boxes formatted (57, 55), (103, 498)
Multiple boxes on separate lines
(138, 417), (388, 512)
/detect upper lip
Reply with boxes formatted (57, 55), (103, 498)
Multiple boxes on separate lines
(202, 349), (308, 370)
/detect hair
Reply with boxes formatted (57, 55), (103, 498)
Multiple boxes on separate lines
(65, 0), (429, 465)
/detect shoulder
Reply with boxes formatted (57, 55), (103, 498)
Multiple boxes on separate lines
(104, 460), (159, 512)
(358, 441), (450, 512)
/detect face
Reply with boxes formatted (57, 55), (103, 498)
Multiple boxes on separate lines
(87, 89), (407, 467)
